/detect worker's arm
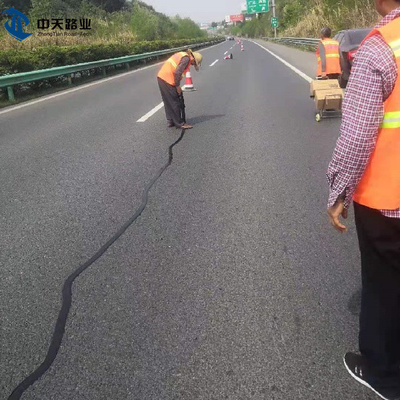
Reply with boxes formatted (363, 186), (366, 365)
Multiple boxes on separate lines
(318, 42), (327, 73)
(326, 35), (396, 210)
(174, 56), (190, 87)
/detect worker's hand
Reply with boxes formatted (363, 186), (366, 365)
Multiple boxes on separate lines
(327, 199), (348, 233)
(321, 72), (327, 79)
(176, 86), (182, 95)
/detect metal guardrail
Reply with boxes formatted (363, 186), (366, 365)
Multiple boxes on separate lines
(263, 37), (319, 47)
(0, 39), (223, 101)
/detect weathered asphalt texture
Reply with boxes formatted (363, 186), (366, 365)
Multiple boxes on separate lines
(1, 40), (373, 399)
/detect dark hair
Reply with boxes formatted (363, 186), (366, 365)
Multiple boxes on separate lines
(321, 27), (332, 38)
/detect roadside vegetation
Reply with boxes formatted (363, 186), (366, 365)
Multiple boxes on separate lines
(0, 0), (209, 74)
(0, 0), (207, 50)
(0, 0), (214, 104)
(230, 0), (378, 38)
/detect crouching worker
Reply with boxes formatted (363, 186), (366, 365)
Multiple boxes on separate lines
(157, 49), (202, 130)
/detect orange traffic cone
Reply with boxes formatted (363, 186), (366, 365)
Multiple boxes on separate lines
(241, 44), (244, 51)
(183, 71), (196, 91)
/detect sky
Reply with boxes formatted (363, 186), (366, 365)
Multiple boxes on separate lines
(142, 0), (243, 24)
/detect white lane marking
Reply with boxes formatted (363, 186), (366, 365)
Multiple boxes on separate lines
(0, 41), (225, 117)
(0, 64), (164, 117)
(137, 102), (164, 122)
(251, 41), (313, 83)
(209, 59), (219, 67)
(224, 51), (228, 55)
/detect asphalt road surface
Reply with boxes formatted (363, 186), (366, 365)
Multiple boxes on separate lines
(1, 40), (373, 399)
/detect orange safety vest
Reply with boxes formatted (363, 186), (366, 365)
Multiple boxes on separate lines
(353, 17), (400, 210)
(157, 52), (192, 86)
(316, 39), (341, 76)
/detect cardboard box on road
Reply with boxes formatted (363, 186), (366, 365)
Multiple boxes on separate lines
(310, 79), (340, 97)
(314, 88), (344, 110)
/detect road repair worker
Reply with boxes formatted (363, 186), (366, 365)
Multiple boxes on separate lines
(327, 0), (400, 399)
(157, 49), (202, 130)
(316, 27), (341, 79)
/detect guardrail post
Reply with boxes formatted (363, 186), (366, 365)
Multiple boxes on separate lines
(7, 86), (15, 102)
(102, 67), (106, 77)
(125, 63), (129, 70)
(67, 74), (73, 85)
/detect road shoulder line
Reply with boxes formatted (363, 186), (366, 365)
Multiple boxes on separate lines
(250, 40), (313, 83)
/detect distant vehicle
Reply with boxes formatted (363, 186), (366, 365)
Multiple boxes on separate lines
(333, 28), (371, 88)
(226, 36), (234, 41)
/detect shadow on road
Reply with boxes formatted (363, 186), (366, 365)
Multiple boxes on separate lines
(189, 114), (225, 125)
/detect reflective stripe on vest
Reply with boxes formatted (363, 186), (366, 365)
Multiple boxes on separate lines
(390, 37), (400, 56)
(157, 52), (191, 86)
(353, 17), (400, 210)
(166, 52), (187, 69)
(167, 57), (178, 69)
(316, 39), (341, 75)
(381, 111), (400, 129)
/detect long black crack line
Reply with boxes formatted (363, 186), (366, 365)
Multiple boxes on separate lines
(8, 130), (186, 400)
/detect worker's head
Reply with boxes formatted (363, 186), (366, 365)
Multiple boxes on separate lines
(320, 27), (332, 39)
(374, 0), (400, 16)
(187, 49), (203, 71)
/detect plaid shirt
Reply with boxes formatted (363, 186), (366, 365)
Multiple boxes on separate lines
(327, 8), (400, 218)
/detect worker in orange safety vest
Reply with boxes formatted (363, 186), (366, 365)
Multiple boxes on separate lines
(316, 27), (341, 79)
(327, 0), (400, 398)
(157, 49), (202, 130)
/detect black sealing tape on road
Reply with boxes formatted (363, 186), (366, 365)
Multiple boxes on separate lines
(8, 130), (186, 400)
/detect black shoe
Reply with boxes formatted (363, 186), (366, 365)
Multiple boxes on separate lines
(344, 352), (400, 400)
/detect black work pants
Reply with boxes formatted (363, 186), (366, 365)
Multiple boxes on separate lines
(354, 202), (400, 382)
(157, 77), (184, 128)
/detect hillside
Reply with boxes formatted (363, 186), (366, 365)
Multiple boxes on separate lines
(0, 0), (207, 49)
(233, 0), (379, 38)
(279, 0), (378, 36)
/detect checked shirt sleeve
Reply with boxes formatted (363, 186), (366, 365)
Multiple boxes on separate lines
(326, 35), (396, 209)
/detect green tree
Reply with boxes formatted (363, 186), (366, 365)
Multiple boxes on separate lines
(3, 0), (31, 14)
(30, 0), (59, 19)
(157, 13), (176, 39)
(131, 2), (159, 40)
(174, 16), (206, 39)
(231, 25), (241, 36)
(79, 0), (105, 18)
(0, 0), (5, 24)
(87, 0), (125, 13)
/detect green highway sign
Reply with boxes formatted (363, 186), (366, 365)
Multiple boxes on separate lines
(271, 17), (278, 28)
(246, 0), (269, 14)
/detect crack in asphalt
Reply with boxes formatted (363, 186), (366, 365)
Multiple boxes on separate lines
(8, 130), (186, 400)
